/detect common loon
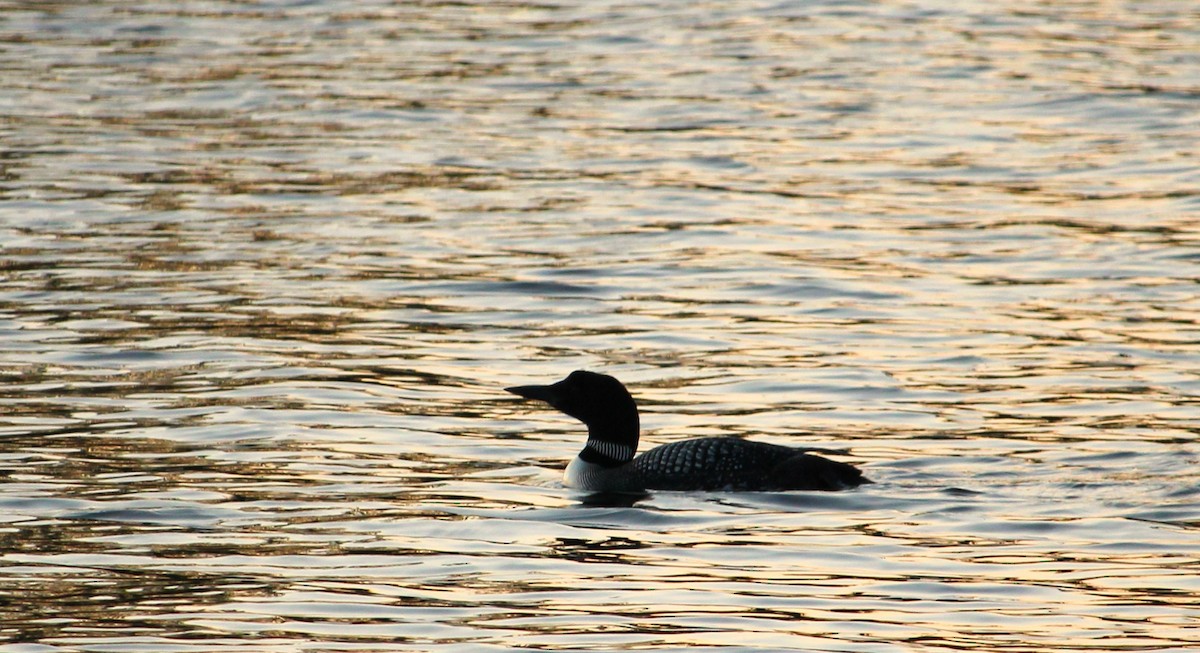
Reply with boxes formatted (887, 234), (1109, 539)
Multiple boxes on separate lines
(506, 370), (870, 492)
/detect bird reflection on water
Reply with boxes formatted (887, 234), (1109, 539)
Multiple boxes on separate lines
(578, 490), (652, 508)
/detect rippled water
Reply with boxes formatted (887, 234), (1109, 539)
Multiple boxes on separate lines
(2, 0), (1199, 651)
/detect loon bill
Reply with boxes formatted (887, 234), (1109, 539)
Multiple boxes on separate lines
(505, 370), (870, 492)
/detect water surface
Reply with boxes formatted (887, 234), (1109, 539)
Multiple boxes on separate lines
(1, 1), (1199, 651)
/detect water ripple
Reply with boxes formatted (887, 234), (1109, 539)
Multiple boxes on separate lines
(2, 0), (1199, 651)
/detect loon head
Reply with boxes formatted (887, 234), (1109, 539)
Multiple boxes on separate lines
(505, 370), (639, 466)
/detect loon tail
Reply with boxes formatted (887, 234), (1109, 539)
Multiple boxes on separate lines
(766, 453), (871, 491)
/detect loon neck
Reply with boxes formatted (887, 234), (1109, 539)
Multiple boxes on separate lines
(579, 421), (638, 468)
(580, 437), (635, 467)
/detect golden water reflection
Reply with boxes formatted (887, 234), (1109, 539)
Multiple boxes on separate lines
(2, 0), (1199, 650)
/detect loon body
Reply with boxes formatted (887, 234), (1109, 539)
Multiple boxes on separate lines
(506, 370), (869, 492)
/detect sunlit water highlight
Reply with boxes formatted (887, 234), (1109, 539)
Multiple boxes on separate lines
(1, 1), (1199, 651)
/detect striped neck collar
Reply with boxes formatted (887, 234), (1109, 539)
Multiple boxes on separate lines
(579, 438), (635, 467)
